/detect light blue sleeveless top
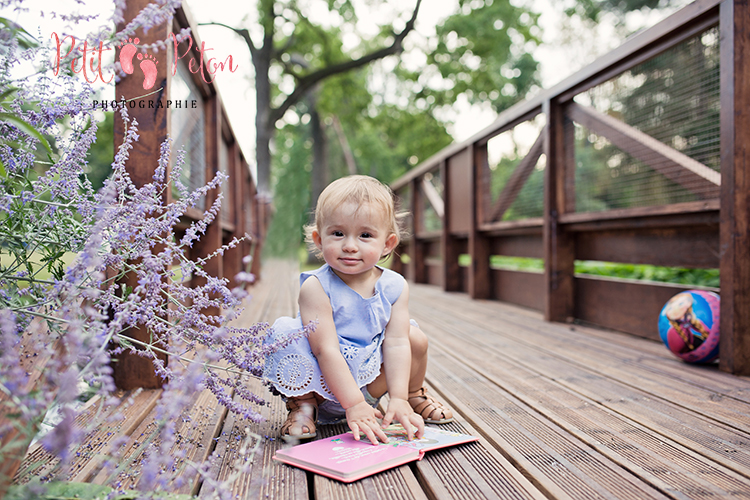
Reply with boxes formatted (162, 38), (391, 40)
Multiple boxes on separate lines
(263, 264), (406, 401)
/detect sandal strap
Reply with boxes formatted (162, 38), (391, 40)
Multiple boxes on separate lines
(408, 387), (450, 420)
(281, 395), (318, 438)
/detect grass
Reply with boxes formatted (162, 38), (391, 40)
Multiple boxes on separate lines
(454, 254), (719, 288)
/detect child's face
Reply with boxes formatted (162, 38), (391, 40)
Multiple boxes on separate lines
(313, 201), (397, 277)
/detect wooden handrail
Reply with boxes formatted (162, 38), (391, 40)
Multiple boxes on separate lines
(392, 0), (750, 376)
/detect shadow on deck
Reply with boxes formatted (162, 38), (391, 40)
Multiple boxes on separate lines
(16, 260), (750, 499)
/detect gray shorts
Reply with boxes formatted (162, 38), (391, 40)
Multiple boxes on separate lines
(317, 386), (383, 425)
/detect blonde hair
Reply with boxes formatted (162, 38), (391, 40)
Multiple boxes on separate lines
(305, 175), (404, 259)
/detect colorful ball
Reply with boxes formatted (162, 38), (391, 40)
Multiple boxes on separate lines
(658, 290), (720, 363)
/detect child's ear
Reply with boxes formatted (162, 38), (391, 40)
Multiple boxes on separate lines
(383, 233), (398, 256)
(312, 229), (323, 250)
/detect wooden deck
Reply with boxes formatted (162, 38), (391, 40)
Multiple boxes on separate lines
(16, 259), (750, 499)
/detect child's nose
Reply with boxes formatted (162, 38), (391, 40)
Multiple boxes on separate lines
(342, 237), (358, 251)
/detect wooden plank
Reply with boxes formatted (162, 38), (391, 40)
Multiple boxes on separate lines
(91, 386), (228, 494)
(575, 226), (720, 268)
(559, 200), (720, 227)
(422, 347), (670, 500)
(408, 387), (548, 500)
(15, 390), (161, 485)
(421, 324), (750, 499)
(1, 321), (58, 490)
(480, 218), (544, 236)
(427, 262), (444, 288)
(88, 262), (298, 494)
(488, 130), (545, 223)
(489, 234), (544, 259)
(418, 283), (750, 407)
(490, 269), (544, 311)
(416, 288), (750, 431)
(567, 103), (721, 194)
(719, 0), (750, 375)
(409, 287), (750, 480)
(573, 274), (717, 341)
(198, 378), (308, 500)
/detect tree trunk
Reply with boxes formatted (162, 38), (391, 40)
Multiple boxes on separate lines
(309, 87), (328, 216)
(255, 52), (273, 197)
(307, 87), (328, 264)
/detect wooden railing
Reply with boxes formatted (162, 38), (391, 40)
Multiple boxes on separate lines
(112, 1), (268, 389)
(391, 0), (750, 375)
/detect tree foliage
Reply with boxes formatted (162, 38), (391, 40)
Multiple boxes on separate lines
(425, 0), (541, 111)
(256, 0), (546, 257)
(568, 0), (676, 22)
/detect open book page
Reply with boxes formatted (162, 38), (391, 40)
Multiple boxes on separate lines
(274, 431), (419, 482)
(372, 423), (478, 452)
(274, 424), (477, 482)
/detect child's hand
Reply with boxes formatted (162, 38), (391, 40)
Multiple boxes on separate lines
(346, 401), (387, 445)
(382, 398), (425, 440)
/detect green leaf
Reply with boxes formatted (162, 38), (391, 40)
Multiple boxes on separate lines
(0, 112), (53, 154)
(0, 86), (18, 109)
(0, 18), (38, 49)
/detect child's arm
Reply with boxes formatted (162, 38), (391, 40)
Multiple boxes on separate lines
(380, 282), (426, 440)
(299, 277), (388, 445)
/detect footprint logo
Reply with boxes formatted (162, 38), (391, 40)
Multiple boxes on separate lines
(117, 37), (139, 74)
(137, 53), (158, 90)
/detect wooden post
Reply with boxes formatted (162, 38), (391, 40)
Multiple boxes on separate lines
(251, 193), (267, 280)
(442, 161), (462, 292)
(543, 99), (576, 323)
(112, 0), (171, 390)
(409, 178), (426, 283)
(222, 138), (244, 289)
(719, 0), (750, 375)
(189, 96), (223, 317)
(468, 144), (491, 299)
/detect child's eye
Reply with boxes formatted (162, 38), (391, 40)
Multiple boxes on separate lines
(361, 233), (372, 239)
(332, 230), (344, 237)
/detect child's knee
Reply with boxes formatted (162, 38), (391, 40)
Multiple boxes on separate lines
(409, 324), (428, 357)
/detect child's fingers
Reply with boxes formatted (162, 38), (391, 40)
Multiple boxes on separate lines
(351, 423), (360, 440)
(410, 413), (425, 438)
(381, 409), (394, 428)
(361, 423), (384, 445)
(401, 414), (419, 440)
(372, 423), (389, 444)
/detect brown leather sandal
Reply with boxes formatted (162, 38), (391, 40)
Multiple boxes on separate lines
(408, 387), (454, 424)
(280, 394), (318, 441)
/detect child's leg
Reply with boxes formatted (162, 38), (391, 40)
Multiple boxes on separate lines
(407, 324), (454, 424)
(281, 393), (320, 440)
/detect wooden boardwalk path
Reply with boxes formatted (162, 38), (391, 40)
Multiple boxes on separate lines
(15, 260), (750, 499)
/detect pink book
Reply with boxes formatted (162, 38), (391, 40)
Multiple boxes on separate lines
(273, 424), (478, 483)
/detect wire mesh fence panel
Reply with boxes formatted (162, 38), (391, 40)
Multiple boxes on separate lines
(484, 114), (546, 224)
(171, 59), (206, 212)
(421, 170), (444, 233)
(571, 25), (720, 213)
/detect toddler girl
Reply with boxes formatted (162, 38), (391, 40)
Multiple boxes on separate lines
(263, 175), (453, 445)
